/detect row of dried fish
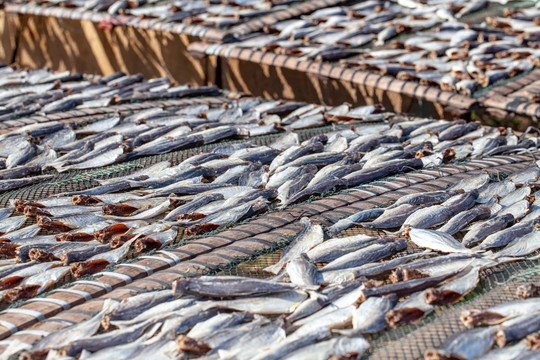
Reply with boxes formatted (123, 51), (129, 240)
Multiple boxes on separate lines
(0, 100), (384, 182)
(340, 164), (540, 251)
(225, 2), (540, 95)
(6, 0), (297, 27)
(0, 118), (535, 308)
(0, 65), (220, 121)
(11, 190), (540, 360)
(426, 295), (540, 359)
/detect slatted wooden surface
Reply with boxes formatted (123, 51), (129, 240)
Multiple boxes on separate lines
(481, 70), (540, 120)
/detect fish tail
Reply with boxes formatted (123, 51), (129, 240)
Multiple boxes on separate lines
(102, 298), (120, 314)
(263, 261), (284, 275)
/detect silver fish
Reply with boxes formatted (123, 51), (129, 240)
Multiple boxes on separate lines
(105, 290), (176, 323)
(326, 208), (384, 236)
(450, 173), (490, 192)
(108, 297), (197, 330)
(362, 204), (421, 229)
(79, 324), (160, 360)
(61, 317), (159, 357)
(424, 326), (496, 360)
(477, 220), (539, 250)
(75, 115), (121, 135)
(276, 173), (313, 205)
(338, 295), (397, 335)
(274, 152), (347, 173)
(477, 181), (516, 203)
(214, 164), (260, 185)
(3, 265), (71, 302)
(495, 228), (540, 257)
(497, 199), (531, 220)
(0, 216), (27, 234)
(214, 324), (286, 360)
(495, 312), (540, 348)
(173, 276), (298, 298)
(0, 175), (53, 192)
(408, 228), (475, 254)
(38, 214), (106, 232)
(321, 240), (407, 272)
(58, 145), (126, 172)
(387, 288), (434, 326)
(439, 205), (492, 235)
(201, 290), (308, 315)
(71, 237), (138, 278)
(306, 234), (381, 263)
(41, 127), (76, 148)
(442, 190), (479, 213)
(105, 199), (171, 221)
(462, 214), (515, 247)
(229, 146), (279, 165)
(507, 165), (540, 185)
(476, 341), (530, 360)
(461, 298), (540, 328)
(163, 193), (224, 221)
(264, 218), (323, 275)
(202, 315), (270, 350)
(266, 165), (317, 190)
(500, 186), (531, 207)
(391, 190), (463, 208)
(286, 254), (319, 287)
(292, 305), (355, 337)
(269, 142), (323, 172)
(187, 312), (254, 340)
(97, 161), (171, 187)
(320, 252), (428, 285)
(425, 266), (480, 305)
(402, 205), (454, 229)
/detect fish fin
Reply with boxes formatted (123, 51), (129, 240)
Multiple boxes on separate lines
(263, 262), (284, 275)
(382, 229), (403, 236)
(80, 349), (92, 360)
(273, 315), (288, 329)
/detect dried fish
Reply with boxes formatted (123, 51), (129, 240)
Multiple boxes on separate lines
(306, 234), (382, 263)
(439, 205), (491, 235)
(321, 240), (407, 272)
(407, 227), (474, 254)
(462, 214), (515, 247)
(362, 204), (421, 229)
(386, 289), (434, 326)
(201, 290), (308, 315)
(326, 208), (384, 236)
(264, 218), (323, 275)
(461, 298), (540, 328)
(173, 276), (298, 298)
(425, 327), (497, 360)
(337, 295), (397, 335)
(495, 312), (540, 347)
